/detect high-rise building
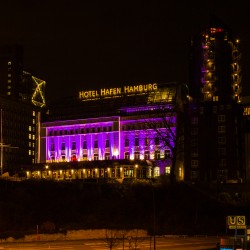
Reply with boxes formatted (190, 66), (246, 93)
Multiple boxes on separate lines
(0, 44), (46, 107)
(189, 16), (241, 103)
(0, 45), (46, 175)
(185, 17), (245, 183)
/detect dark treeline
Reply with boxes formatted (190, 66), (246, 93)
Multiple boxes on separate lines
(0, 178), (249, 239)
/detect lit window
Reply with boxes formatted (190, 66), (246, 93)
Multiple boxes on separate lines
(154, 167), (160, 177)
(213, 96), (219, 101)
(134, 151), (140, 160)
(144, 151), (150, 160)
(33, 111), (36, 116)
(33, 119), (35, 124)
(29, 126), (32, 131)
(8, 74), (11, 78)
(105, 153), (110, 160)
(7, 91), (11, 95)
(7, 61), (11, 65)
(94, 154), (99, 160)
(124, 152), (130, 159)
(154, 150), (160, 159)
(32, 135), (35, 140)
(29, 150), (31, 155)
(29, 134), (31, 139)
(165, 166), (171, 174)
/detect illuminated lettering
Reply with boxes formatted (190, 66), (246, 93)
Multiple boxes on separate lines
(124, 86), (130, 93)
(134, 85), (139, 92)
(116, 88), (122, 95)
(79, 83), (157, 100)
(100, 89), (105, 96)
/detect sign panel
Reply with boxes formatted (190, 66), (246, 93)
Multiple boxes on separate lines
(227, 216), (246, 229)
(79, 83), (158, 100)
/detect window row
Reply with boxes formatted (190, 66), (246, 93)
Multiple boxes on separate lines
(52, 149), (171, 162)
(48, 126), (113, 136)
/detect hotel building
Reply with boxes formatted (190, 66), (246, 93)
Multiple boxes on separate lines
(27, 82), (188, 182)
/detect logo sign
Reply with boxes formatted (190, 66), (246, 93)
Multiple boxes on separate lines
(227, 216), (246, 229)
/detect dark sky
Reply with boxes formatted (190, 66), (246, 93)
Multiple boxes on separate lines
(0, 0), (249, 101)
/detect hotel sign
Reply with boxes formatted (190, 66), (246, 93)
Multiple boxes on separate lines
(79, 83), (158, 100)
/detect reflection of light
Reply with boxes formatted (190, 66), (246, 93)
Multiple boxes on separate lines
(45, 165), (49, 169)
(135, 164), (138, 168)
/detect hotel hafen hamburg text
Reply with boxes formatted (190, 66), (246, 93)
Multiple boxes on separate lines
(28, 82), (187, 182)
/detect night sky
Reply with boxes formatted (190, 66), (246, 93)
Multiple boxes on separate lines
(0, 0), (249, 102)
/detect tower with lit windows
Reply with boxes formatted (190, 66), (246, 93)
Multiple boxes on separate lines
(0, 44), (46, 175)
(0, 44), (46, 107)
(186, 17), (245, 183)
(189, 17), (241, 103)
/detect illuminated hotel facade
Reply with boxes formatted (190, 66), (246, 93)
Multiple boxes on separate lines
(27, 82), (188, 181)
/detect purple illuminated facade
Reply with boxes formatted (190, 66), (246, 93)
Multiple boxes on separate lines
(34, 82), (187, 181)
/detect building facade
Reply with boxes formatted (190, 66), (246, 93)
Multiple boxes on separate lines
(26, 82), (188, 182)
(0, 45), (46, 176)
(185, 17), (245, 183)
